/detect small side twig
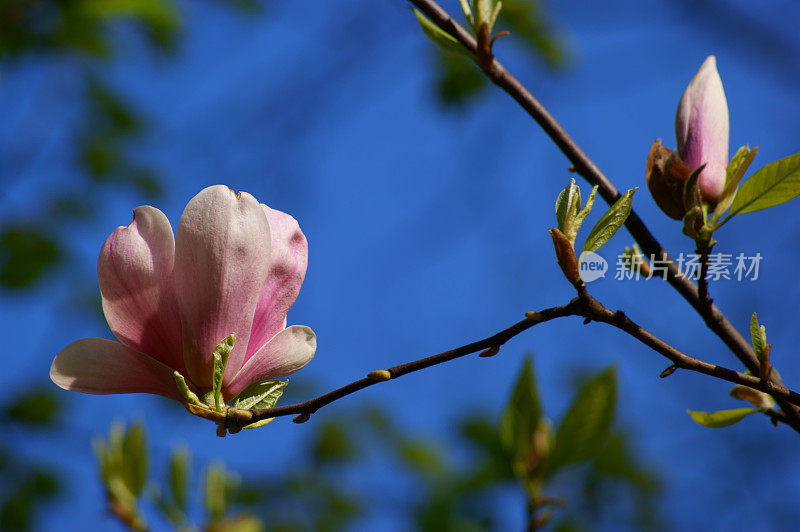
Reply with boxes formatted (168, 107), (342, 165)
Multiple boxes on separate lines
(575, 292), (800, 423)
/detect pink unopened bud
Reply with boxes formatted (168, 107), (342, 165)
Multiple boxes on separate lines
(675, 56), (729, 202)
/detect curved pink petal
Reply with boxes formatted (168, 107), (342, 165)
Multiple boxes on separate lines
(225, 325), (316, 401)
(675, 55), (729, 201)
(50, 338), (183, 401)
(174, 185), (271, 389)
(98, 206), (184, 372)
(245, 206), (308, 360)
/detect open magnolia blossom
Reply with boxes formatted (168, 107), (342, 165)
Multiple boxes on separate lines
(675, 55), (729, 202)
(50, 185), (316, 405)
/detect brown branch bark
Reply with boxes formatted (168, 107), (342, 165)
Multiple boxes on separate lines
(223, 292), (800, 432)
(237, 302), (577, 427)
(405, 0), (800, 429)
(696, 240), (714, 311)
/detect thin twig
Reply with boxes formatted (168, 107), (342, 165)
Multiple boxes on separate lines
(575, 294), (800, 419)
(241, 302), (579, 426)
(405, 0), (800, 428)
(232, 294), (800, 431)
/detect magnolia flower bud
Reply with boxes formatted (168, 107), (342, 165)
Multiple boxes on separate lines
(675, 55), (729, 202)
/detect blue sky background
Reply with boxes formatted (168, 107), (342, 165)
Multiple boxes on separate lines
(2, 0), (800, 529)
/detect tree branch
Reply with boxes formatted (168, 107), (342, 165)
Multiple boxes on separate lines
(212, 292), (800, 433)
(228, 301), (577, 429)
(575, 293), (800, 420)
(406, 0), (800, 428)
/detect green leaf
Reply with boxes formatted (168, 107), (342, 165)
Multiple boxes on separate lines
(729, 152), (800, 216)
(233, 380), (287, 410)
(547, 367), (616, 475)
(711, 145), (758, 223)
(173, 371), (205, 407)
(574, 185), (598, 229)
(240, 419), (274, 430)
(582, 188), (637, 253)
(500, 358), (542, 477)
(727, 145), (757, 184)
(473, 0), (499, 27)
(413, 10), (469, 57)
(687, 408), (759, 428)
(234, 380), (288, 429)
(459, 0), (474, 27)
(121, 422), (147, 498)
(555, 178), (581, 241)
(750, 312), (767, 360)
(212, 334), (236, 412)
(168, 447), (190, 512)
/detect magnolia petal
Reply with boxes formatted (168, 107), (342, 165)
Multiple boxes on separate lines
(245, 206), (308, 360)
(50, 338), (183, 400)
(98, 206), (184, 372)
(675, 55), (729, 201)
(174, 185), (271, 389)
(226, 325), (316, 401)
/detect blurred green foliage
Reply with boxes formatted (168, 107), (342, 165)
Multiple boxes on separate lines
(0, 0), (181, 290)
(0, 0), (258, 292)
(85, 358), (661, 531)
(498, 0), (566, 68)
(232, 358), (660, 531)
(436, 50), (486, 106)
(0, 389), (65, 531)
(94, 422), (149, 530)
(0, 0), (179, 57)
(0, 225), (61, 288)
(95, 421), (266, 532)
(2, 388), (62, 426)
(0, 468), (60, 532)
(0, 0), (564, 290)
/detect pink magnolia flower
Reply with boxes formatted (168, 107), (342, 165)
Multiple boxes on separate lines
(50, 185), (316, 404)
(675, 55), (729, 202)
